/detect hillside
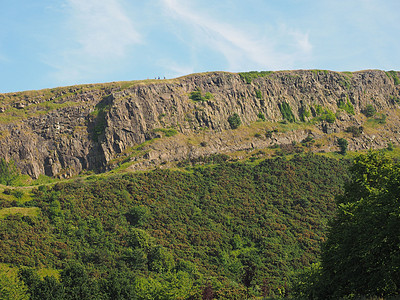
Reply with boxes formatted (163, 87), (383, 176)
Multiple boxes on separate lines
(0, 154), (350, 298)
(0, 70), (399, 178)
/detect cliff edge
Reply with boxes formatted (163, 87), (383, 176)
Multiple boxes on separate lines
(0, 70), (399, 178)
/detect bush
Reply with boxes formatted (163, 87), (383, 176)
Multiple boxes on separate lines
(257, 112), (266, 121)
(239, 71), (272, 84)
(12, 190), (24, 199)
(189, 88), (213, 102)
(0, 158), (19, 186)
(386, 70), (400, 85)
(299, 105), (311, 122)
(153, 128), (178, 137)
(337, 138), (348, 155)
(337, 98), (355, 115)
(345, 126), (363, 137)
(363, 104), (376, 117)
(228, 113), (241, 129)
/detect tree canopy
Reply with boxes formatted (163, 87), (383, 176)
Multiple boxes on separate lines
(296, 151), (400, 298)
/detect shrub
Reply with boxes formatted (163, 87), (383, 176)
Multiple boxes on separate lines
(322, 109), (336, 123)
(189, 88), (213, 102)
(299, 105), (311, 122)
(386, 70), (400, 85)
(363, 104), (376, 117)
(0, 158), (19, 186)
(257, 112), (266, 121)
(337, 138), (348, 155)
(376, 113), (387, 124)
(127, 206), (150, 227)
(337, 98), (355, 115)
(153, 128), (178, 137)
(12, 189), (24, 199)
(255, 90), (263, 99)
(345, 126), (363, 137)
(228, 113), (241, 129)
(313, 104), (324, 116)
(239, 71), (272, 84)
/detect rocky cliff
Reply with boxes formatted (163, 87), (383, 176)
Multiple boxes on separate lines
(0, 70), (399, 178)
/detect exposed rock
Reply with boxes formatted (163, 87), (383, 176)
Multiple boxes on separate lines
(0, 70), (399, 178)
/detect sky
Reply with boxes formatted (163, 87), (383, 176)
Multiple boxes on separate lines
(0, 0), (400, 93)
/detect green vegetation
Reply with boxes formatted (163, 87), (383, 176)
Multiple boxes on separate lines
(278, 102), (296, 123)
(345, 125), (364, 137)
(294, 151), (400, 298)
(0, 268), (29, 300)
(152, 128), (178, 137)
(0, 154), (350, 298)
(257, 112), (266, 121)
(255, 89), (263, 99)
(386, 70), (400, 85)
(363, 104), (376, 117)
(91, 98), (112, 142)
(0, 158), (19, 186)
(227, 113), (241, 129)
(189, 88), (214, 102)
(337, 138), (348, 155)
(0, 207), (40, 220)
(337, 98), (355, 115)
(366, 112), (387, 126)
(310, 69), (329, 75)
(299, 104), (311, 122)
(310, 105), (336, 124)
(238, 71), (273, 84)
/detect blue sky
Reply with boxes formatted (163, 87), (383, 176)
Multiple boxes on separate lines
(1, 0), (399, 93)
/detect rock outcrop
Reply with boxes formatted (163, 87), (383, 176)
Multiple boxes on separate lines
(0, 70), (399, 178)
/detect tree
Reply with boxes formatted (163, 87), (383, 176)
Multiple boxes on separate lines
(60, 263), (100, 300)
(311, 151), (400, 298)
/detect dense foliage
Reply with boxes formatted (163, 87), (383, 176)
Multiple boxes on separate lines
(0, 154), (350, 298)
(0, 158), (19, 186)
(294, 151), (400, 299)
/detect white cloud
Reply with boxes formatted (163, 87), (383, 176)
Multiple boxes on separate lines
(160, 0), (312, 71)
(66, 0), (141, 58)
(47, 0), (142, 84)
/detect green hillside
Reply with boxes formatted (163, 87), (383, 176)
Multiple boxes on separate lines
(0, 154), (350, 299)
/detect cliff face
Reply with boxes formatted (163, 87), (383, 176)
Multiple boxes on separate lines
(0, 70), (399, 178)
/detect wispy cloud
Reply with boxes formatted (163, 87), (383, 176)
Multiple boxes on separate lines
(160, 0), (312, 71)
(47, 0), (141, 84)
(66, 0), (141, 58)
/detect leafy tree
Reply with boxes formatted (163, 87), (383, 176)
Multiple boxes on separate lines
(309, 151), (400, 298)
(60, 263), (100, 300)
(127, 205), (150, 227)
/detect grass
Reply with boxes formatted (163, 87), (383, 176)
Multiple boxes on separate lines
(0, 207), (40, 219)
